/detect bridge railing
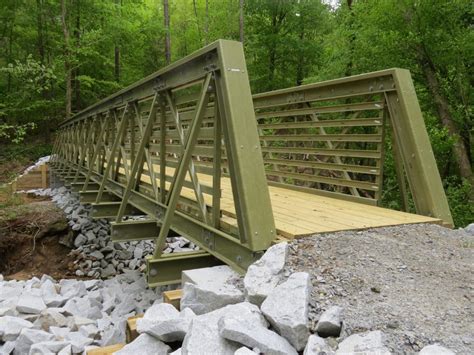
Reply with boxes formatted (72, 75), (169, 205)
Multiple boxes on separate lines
(51, 40), (277, 285)
(252, 69), (453, 226)
(51, 42), (453, 285)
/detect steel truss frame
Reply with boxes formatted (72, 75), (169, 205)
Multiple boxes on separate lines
(51, 40), (276, 286)
(51, 42), (453, 287)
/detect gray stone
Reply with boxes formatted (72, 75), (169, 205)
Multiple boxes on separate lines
(134, 247), (144, 259)
(315, 306), (343, 338)
(57, 344), (73, 355)
(304, 335), (334, 355)
(79, 324), (99, 339)
(0, 316), (34, 341)
(29, 341), (69, 355)
(140, 307), (196, 342)
(419, 344), (455, 355)
(65, 331), (93, 353)
(170, 349), (182, 355)
(0, 341), (15, 355)
(219, 310), (298, 355)
(89, 251), (104, 260)
(244, 242), (288, 306)
(182, 302), (261, 355)
(336, 331), (390, 355)
(234, 347), (257, 355)
(59, 280), (87, 298)
(34, 309), (68, 330)
(49, 327), (71, 340)
(182, 265), (239, 287)
(74, 234), (87, 248)
(464, 223), (474, 235)
(100, 327), (125, 347)
(114, 334), (170, 355)
(13, 328), (54, 355)
(261, 272), (311, 351)
(101, 264), (116, 278)
(16, 293), (47, 314)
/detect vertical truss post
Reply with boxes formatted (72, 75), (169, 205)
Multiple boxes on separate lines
(214, 40), (276, 250)
(386, 69), (453, 226)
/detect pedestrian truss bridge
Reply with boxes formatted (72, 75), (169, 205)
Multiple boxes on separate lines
(50, 40), (452, 286)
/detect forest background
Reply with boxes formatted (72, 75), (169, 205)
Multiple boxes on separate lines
(0, 0), (472, 226)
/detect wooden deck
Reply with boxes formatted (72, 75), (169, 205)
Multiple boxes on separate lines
(135, 165), (442, 239)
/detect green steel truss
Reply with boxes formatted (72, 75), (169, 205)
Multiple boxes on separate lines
(51, 41), (453, 286)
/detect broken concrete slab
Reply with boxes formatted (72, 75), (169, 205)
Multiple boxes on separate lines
(304, 335), (334, 355)
(336, 331), (390, 355)
(0, 316), (34, 342)
(219, 312), (297, 355)
(114, 334), (171, 355)
(244, 242), (288, 306)
(315, 306), (344, 338)
(261, 272), (311, 351)
(182, 302), (263, 355)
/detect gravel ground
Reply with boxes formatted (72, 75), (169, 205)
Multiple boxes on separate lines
(284, 223), (474, 354)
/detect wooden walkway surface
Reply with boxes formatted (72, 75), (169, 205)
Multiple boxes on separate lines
(136, 165), (442, 239)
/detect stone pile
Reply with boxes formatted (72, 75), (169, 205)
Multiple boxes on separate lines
(0, 271), (161, 354)
(27, 185), (199, 278)
(121, 242), (456, 355)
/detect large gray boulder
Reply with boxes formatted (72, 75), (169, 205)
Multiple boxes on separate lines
(261, 272), (311, 351)
(0, 316), (34, 341)
(13, 328), (55, 355)
(315, 306), (344, 338)
(336, 331), (390, 355)
(219, 311), (297, 355)
(419, 344), (455, 355)
(114, 334), (171, 355)
(234, 347), (257, 355)
(244, 242), (288, 306)
(304, 335), (335, 355)
(182, 302), (262, 355)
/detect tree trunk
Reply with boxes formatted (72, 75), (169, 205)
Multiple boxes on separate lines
(204, 0), (209, 45)
(114, 0), (120, 82)
(36, 0), (45, 63)
(73, 0), (81, 111)
(163, 0), (171, 65)
(418, 45), (472, 180)
(61, 0), (72, 119)
(192, 0), (202, 45)
(239, 0), (244, 43)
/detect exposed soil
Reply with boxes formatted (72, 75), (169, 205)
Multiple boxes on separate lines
(0, 198), (77, 280)
(285, 223), (474, 354)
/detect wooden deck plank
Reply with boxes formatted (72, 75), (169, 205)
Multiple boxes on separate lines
(113, 163), (442, 238)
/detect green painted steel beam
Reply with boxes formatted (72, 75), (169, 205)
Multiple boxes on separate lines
(146, 251), (222, 287)
(110, 220), (161, 242)
(80, 190), (120, 203)
(90, 201), (139, 219)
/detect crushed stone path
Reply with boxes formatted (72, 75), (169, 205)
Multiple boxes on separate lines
(284, 223), (474, 354)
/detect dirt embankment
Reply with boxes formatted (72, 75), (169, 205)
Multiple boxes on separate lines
(285, 223), (474, 354)
(0, 198), (76, 280)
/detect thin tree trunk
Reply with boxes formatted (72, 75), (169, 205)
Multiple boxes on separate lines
(114, 0), (120, 82)
(163, 0), (171, 65)
(61, 0), (72, 119)
(192, 0), (202, 45)
(345, 0), (355, 76)
(239, 0), (244, 43)
(36, 0), (45, 63)
(74, 0), (81, 111)
(204, 0), (209, 45)
(418, 45), (472, 180)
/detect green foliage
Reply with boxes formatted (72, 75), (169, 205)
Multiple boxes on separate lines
(0, 0), (471, 226)
(445, 178), (473, 228)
